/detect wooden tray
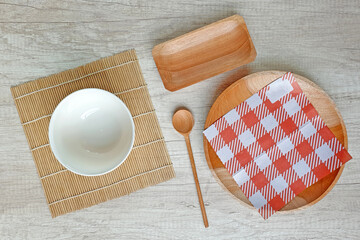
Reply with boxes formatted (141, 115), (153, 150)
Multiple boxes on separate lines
(152, 15), (256, 91)
(203, 71), (347, 211)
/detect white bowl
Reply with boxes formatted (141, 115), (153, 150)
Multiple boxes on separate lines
(49, 88), (135, 176)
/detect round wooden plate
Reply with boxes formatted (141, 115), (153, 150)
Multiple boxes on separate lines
(203, 71), (348, 211)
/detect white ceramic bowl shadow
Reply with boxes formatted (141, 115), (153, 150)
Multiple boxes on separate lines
(49, 88), (135, 176)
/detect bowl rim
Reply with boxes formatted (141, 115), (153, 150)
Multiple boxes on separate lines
(48, 88), (135, 176)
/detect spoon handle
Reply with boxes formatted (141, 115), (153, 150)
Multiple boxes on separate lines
(184, 135), (209, 228)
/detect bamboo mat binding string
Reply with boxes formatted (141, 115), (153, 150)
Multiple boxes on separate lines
(11, 49), (175, 217)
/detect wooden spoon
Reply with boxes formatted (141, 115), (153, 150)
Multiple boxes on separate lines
(172, 109), (209, 228)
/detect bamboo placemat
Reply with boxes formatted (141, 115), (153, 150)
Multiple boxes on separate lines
(11, 49), (175, 217)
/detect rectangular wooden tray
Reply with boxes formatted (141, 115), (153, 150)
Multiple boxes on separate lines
(152, 15), (257, 91)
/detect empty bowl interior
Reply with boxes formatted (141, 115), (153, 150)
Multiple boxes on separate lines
(49, 89), (134, 176)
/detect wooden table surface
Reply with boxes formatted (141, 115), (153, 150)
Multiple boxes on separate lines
(1, 1), (359, 239)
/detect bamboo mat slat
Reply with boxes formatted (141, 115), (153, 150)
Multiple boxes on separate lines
(10, 49), (175, 217)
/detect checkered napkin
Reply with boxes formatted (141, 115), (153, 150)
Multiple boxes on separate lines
(203, 72), (352, 219)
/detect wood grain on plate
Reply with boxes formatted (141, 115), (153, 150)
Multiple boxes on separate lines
(152, 15), (256, 91)
(203, 71), (348, 211)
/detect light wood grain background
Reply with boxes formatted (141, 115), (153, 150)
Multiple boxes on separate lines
(0, 1), (359, 239)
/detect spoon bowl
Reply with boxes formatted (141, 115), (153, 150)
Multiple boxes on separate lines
(172, 109), (195, 135)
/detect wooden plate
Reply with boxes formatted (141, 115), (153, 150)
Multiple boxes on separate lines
(203, 71), (348, 211)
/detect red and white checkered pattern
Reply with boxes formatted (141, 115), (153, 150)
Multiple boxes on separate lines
(203, 72), (352, 219)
